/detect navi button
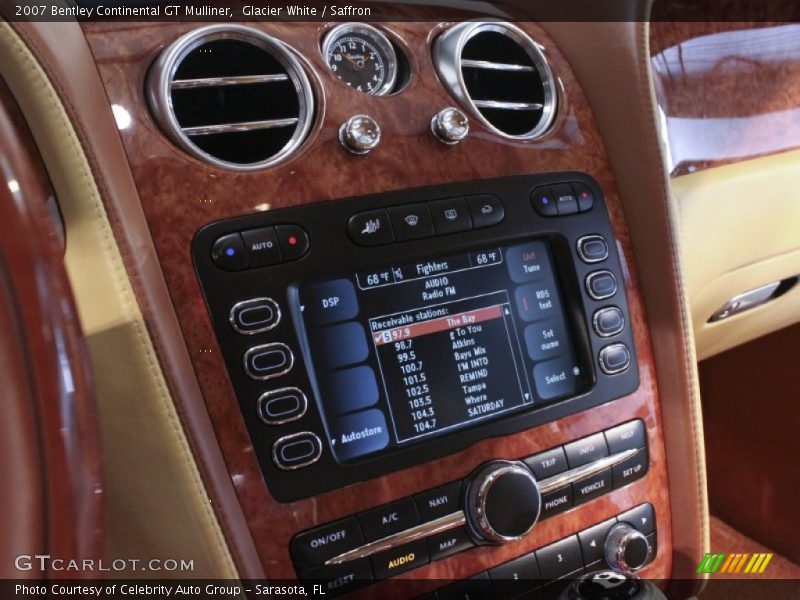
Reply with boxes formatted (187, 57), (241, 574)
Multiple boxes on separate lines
(301, 279), (359, 326)
(415, 481), (462, 521)
(388, 204), (434, 241)
(506, 241), (551, 283)
(533, 355), (581, 400)
(329, 408), (390, 461)
(347, 209), (394, 246)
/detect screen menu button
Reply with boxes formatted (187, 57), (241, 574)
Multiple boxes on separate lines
(301, 278), (359, 325)
(329, 408), (390, 462)
(533, 355), (581, 401)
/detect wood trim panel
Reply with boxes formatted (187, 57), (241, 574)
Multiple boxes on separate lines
(81, 20), (671, 587)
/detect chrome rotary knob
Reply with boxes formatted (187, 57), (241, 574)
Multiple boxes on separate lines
(604, 523), (652, 573)
(431, 107), (470, 144)
(339, 114), (381, 154)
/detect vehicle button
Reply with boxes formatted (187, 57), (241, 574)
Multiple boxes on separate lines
(329, 408), (390, 462)
(229, 297), (280, 335)
(466, 194), (505, 228)
(531, 186), (557, 217)
(578, 518), (616, 566)
(313, 321), (369, 371)
(371, 539), (429, 579)
(506, 241), (552, 283)
(347, 209), (394, 246)
(604, 420), (646, 454)
(599, 343), (631, 375)
(439, 572), (493, 600)
(428, 526), (474, 561)
(290, 516), (365, 570)
(299, 559), (372, 597)
(276, 224), (309, 261)
(524, 446), (568, 480)
(572, 467), (612, 505)
(242, 226), (282, 268)
(535, 535), (583, 580)
(489, 552), (541, 598)
(573, 181), (595, 212)
(319, 366), (380, 416)
(576, 235), (609, 263)
(258, 387), (307, 425)
(430, 197), (472, 235)
(272, 432), (322, 471)
(552, 184), (579, 216)
(524, 317), (569, 361)
(540, 486), (573, 519)
(533, 355), (582, 401)
(618, 503), (655, 535)
(388, 204), (434, 241)
(211, 232), (247, 271)
(358, 498), (420, 542)
(243, 343), (294, 380)
(586, 270), (618, 300)
(415, 481), (463, 521)
(301, 278), (359, 326)
(593, 307), (625, 337)
(564, 433), (609, 468)
(515, 281), (561, 322)
(612, 447), (649, 489)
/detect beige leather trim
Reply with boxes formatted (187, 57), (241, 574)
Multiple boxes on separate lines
(0, 22), (238, 579)
(673, 150), (800, 360)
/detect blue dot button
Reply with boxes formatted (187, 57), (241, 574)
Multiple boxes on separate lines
(531, 186), (558, 217)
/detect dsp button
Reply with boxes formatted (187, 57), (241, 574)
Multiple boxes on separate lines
(564, 433), (609, 468)
(272, 432), (322, 471)
(243, 343), (293, 380)
(301, 278), (359, 325)
(276, 224), (309, 261)
(358, 498), (420, 541)
(258, 387), (307, 425)
(242, 226), (281, 268)
(371, 539), (428, 579)
(229, 297), (280, 334)
(466, 194), (505, 228)
(347, 209), (394, 246)
(211, 233), (247, 271)
(291, 516), (365, 570)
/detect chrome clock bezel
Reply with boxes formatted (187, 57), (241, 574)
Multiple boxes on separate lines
(322, 23), (399, 96)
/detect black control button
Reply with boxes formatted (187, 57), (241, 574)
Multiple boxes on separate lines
(313, 322), (369, 371)
(430, 197), (472, 235)
(599, 343), (631, 375)
(586, 270), (618, 300)
(564, 433), (609, 468)
(618, 503), (655, 535)
(466, 194), (505, 228)
(646, 532), (657, 565)
(573, 467), (612, 505)
(612, 447), (649, 489)
(524, 317), (569, 361)
(319, 366), (380, 416)
(489, 553), (541, 598)
(211, 233), (247, 271)
(439, 572), (493, 600)
(573, 181), (595, 212)
(524, 446), (568, 480)
(358, 498), (420, 542)
(229, 297), (280, 335)
(552, 183), (579, 216)
(276, 224), (309, 261)
(272, 432), (322, 471)
(605, 420), (646, 454)
(531, 186), (558, 217)
(576, 235), (609, 263)
(515, 281), (561, 322)
(299, 559), (372, 598)
(291, 517), (365, 570)
(533, 355), (582, 401)
(540, 486), (573, 519)
(506, 241), (552, 284)
(415, 481), (462, 522)
(388, 204), (434, 241)
(243, 343), (294, 380)
(535, 535), (583, 580)
(371, 539), (428, 579)
(428, 526), (474, 561)
(543, 572), (583, 600)
(593, 307), (625, 337)
(258, 387), (307, 425)
(301, 278), (359, 326)
(329, 408), (390, 462)
(242, 226), (282, 268)
(347, 209), (394, 246)
(578, 518), (616, 566)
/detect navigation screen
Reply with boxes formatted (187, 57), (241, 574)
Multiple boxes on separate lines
(299, 240), (584, 463)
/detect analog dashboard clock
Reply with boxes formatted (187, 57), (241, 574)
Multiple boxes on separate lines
(322, 23), (398, 95)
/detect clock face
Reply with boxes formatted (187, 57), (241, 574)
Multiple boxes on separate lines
(324, 25), (398, 95)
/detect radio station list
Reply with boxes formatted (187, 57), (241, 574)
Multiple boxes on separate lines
(370, 293), (530, 443)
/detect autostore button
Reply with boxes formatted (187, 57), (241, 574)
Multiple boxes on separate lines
(506, 241), (552, 283)
(564, 432), (609, 468)
(415, 481), (462, 521)
(329, 408), (390, 462)
(533, 355), (581, 401)
(301, 278), (359, 325)
(290, 517), (365, 570)
(300, 559), (372, 598)
(313, 322), (369, 371)
(524, 317), (569, 361)
(524, 446), (568, 480)
(319, 366), (380, 416)
(540, 486), (573, 519)
(358, 498), (420, 541)
(515, 281), (561, 322)
(371, 539), (429, 579)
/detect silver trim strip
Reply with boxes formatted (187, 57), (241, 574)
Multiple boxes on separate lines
(182, 118), (299, 136)
(171, 73), (290, 88)
(243, 343), (294, 380)
(257, 387), (308, 425)
(576, 234), (610, 264)
(538, 448), (638, 495)
(473, 99), (544, 111)
(325, 511), (466, 566)
(461, 59), (536, 72)
(272, 431), (322, 471)
(229, 297), (281, 335)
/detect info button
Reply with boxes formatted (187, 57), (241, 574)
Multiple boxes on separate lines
(301, 278), (359, 326)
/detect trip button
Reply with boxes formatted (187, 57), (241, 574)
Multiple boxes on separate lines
(388, 203), (434, 241)
(276, 224), (309, 261)
(358, 498), (420, 542)
(466, 194), (505, 228)
(586, 270), (618, 300)
(242, 226), (282, 268)
(524, 446), (568, 480)
(533, 355), (582, 401)
(593, 307), (625, 337)
(229, 297), (280, 334)
(258, 387), (307, 425)
(371, 539), (428, 579)
(415, 481), (462, 521)
(572, 467), (612, 505)
(612, 447), (649, 489)
(211, 233), (247, 271)
(552, 183), (579, 215)
(564, 433), (609, 468)
(605, 420), (646, 454)
(599, 343), (631, 375)
(243, 343), (293, 380)
(430, 197), (472, 235)
(576, 235), (609, 263)
(301, 278), (359, 326)
(535, 535), (583, 580)
(291, 517), (365, 570)
(531, 186), (557, 217)
(347, 209), (394, 246)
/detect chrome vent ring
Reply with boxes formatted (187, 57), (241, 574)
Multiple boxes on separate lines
(146, 25), (314, 170)
(433, 22), (557, 140)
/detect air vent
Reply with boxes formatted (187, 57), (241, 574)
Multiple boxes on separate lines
(147, 25), (314, 170)
(433, 22), (557, 140)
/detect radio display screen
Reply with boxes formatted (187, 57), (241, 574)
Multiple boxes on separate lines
(299, 240), (585, 463)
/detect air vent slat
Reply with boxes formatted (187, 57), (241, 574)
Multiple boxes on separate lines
(147, 25), (314, 170)
(472, 100), (544, 111)
(460, 59), (536, 72)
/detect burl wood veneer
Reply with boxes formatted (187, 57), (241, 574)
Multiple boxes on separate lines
(81, 19), (672, 591)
